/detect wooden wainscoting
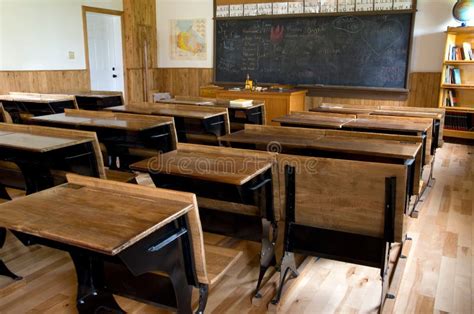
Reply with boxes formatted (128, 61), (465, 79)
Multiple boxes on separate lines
(0, 69), (440, 109)
(0, 70), (90, 94)
(148, 71), (440, 109)
(153, 68), (214, 97)
(305, 72), (441, 109)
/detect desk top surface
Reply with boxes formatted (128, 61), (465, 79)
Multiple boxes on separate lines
(0, 132), (92, 153)
(372, 110), (442, 120)
(313, 105), (445, 118)
(108, 103), (227, 119)
(31, 112), (171, 131)
(344, 117), (432, 133)
(0, 95), (72, 104)
(315, 107), (442, 120)
(0, 182), (193, 255)
(311, 107), (375, 115)
(220, 129), (421, 160)
(131, 148), (273, 185)
(158, 97), (264, 110)
(273, 113), (355, 129)
(74, 92), (122, 98)
(217, 88), (308, 96)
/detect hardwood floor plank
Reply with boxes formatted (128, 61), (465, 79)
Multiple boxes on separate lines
(434, 256), (457, 311)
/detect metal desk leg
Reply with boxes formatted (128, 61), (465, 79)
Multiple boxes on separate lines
(196, 284), (209, 314)
(272, 166), (298, 305)
(271, 251), (298, 305)
(254, 218), (277, 298)
(248, 172), (277, 298)
(70, 253), (125, 314)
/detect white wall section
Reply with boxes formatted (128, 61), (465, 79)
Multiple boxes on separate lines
(0, 0), (122, 71)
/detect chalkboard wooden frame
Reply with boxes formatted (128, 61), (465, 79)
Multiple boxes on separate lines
(212, 1), (417, 100)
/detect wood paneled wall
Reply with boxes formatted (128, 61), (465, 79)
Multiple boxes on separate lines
(153, 68), (214, 97)
(306, 72), (442, 109)
(151, 70), (441, 109)
(123, 0), (158, 103)
(0, 70), (90, 94)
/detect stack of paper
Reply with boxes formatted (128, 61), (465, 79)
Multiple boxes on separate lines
(229, 99), (254, 108)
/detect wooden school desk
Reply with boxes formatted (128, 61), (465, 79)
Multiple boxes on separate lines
(274, 111), (433, 166)
(343, 115), (433, 165)
(31, 109), (177, 170)
(272, 160), (409, 311)
(273, 111), (356, 129)
(311, 103), (445, 150)
(131, 144), (278, 298)
(0, 174), (206, 313)
(372, 109), (444, 152)
(0, 123), (103, 195)
(0, 123), (105, 281)
(73, 91), (124, 110)
(157, 96), (266, 131)
(107, 103), (230, 145)
(0, 94), (77, 123)
(220, 124), (423, 214)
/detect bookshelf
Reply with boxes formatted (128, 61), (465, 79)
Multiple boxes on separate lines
(439, 26), (474, 140)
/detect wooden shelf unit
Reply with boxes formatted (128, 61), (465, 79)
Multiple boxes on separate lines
(439, 26), (474, 139)
(441, 84), (474, 90)
(444, 60), (474, 65)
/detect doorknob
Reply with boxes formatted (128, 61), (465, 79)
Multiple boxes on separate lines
(112, 74), (118, 78)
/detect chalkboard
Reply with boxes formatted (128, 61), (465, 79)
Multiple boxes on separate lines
(215, 14), (413, 89)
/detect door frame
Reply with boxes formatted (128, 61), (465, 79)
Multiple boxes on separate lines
(82, 5), (127, 95)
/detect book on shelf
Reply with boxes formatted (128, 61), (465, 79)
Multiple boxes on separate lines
(445, 113), (471, 131)
(447, 43), (474, 61)
(463, 42), (473, 60)
(445, 89), (458, 107)
(445, 66), (462, 84)
(453, 68), (462, 84)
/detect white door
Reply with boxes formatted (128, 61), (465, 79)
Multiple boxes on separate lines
(86, 12), (124, 93)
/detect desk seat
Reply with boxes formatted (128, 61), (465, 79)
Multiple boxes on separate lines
(203, 244), (242, 286)
(151, 243), (243, 287)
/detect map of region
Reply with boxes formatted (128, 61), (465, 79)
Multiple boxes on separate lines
(170, 19), (207, 60)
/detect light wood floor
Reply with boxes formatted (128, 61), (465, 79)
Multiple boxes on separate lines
(0, 143), (472, 313)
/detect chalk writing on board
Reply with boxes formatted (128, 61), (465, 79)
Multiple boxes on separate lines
(215, 14), (411, 88)
(333, 16), (364, 33)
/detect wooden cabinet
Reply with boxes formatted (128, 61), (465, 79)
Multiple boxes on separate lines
(200, 87), (307, 126)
